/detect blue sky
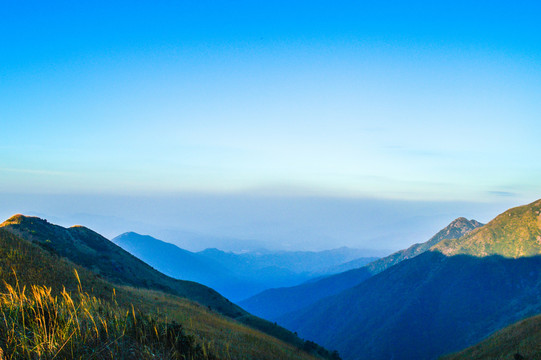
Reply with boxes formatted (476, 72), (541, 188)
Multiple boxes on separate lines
(1, 1), (540, 250)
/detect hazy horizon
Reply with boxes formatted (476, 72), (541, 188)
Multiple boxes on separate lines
(2, 2), (540, 252)
(0, 192), (523, 252)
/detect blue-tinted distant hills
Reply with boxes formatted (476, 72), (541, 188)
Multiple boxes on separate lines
(240, 217), (482, 320)
(112, 232), (378, 301)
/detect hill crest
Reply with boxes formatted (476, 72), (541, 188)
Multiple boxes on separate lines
(433, 199), (541, 258)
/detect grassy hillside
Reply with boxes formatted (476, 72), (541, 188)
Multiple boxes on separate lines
(365, 217), (482, 274)
(441, 313), (541, 360)
(0, 220), (337, 360)
(433, 199), (541, 257)
(240, 217), (481, 320)
(0, 277), (212, 359)
(0, 215), (243, 319)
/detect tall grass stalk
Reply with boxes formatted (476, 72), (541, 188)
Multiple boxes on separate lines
(0, 270), (214, 360)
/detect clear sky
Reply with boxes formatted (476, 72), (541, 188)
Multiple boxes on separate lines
(1, 1), (540, 250)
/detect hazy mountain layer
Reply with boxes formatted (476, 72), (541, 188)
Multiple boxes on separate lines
(241, 217), (482, 320)
(113, 231), (376, 301)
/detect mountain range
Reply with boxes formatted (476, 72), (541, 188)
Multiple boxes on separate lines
(240, 216), (483, 320)
(277, 199), (541, 360)
(3, 198), (541, 359)
(112, 231), (378, 301)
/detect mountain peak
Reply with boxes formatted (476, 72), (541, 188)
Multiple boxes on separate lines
(433, 198), (541, 258)
(1, 214), (40, 226)
(449, 217), (482, 227)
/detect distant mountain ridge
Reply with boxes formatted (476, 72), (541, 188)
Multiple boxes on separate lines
(240, 216), (482, 320)
(278, 199), (541, 360)
(113, 231), (377, 301)
(112, 232), (242, 295)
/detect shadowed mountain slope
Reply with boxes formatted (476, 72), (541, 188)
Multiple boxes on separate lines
(240, 217), (482, 320)
(278, 199), (541, 360)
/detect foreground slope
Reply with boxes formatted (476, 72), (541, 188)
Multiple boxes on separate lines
(280, 199), (541, 360)
(0, 228), (332, 360)
(441, 313), (541, 360)
(241, 217), (481, 320)
(0, 215), (337, 359)
(0, 215), (242, 318)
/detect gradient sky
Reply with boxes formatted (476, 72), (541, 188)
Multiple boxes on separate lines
(1, 1), (540, 250)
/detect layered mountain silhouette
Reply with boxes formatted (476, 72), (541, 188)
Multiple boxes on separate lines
(240, 217), (482, 320)
(0, 215), (337, 360)
(4, 198), (541, 360)
(277, 199), (541, 360)
(113, 231), (376, 301)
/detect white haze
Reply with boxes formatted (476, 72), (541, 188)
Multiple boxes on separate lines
(0, 192), (522, 252)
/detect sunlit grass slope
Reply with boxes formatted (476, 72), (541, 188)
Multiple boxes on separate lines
(433, 199), (541, 257)
(441, 313), (541, 360)
(0, 227), (335, 360)
(0, 215), (337, 358)
(0, 277), (212, 359)
(0, 215), (243, 318)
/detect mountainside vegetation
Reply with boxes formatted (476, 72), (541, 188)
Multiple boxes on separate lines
(0, 215), (243, 318)
(0, 275), (212, 360)
(0, 218), (338, 360)
(241, 217), (481, 321)
(441, 313), (541, 360)
(277, 199), (541, 360)
(433, 199), (541, 257)
(364, 217), (483, 274)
